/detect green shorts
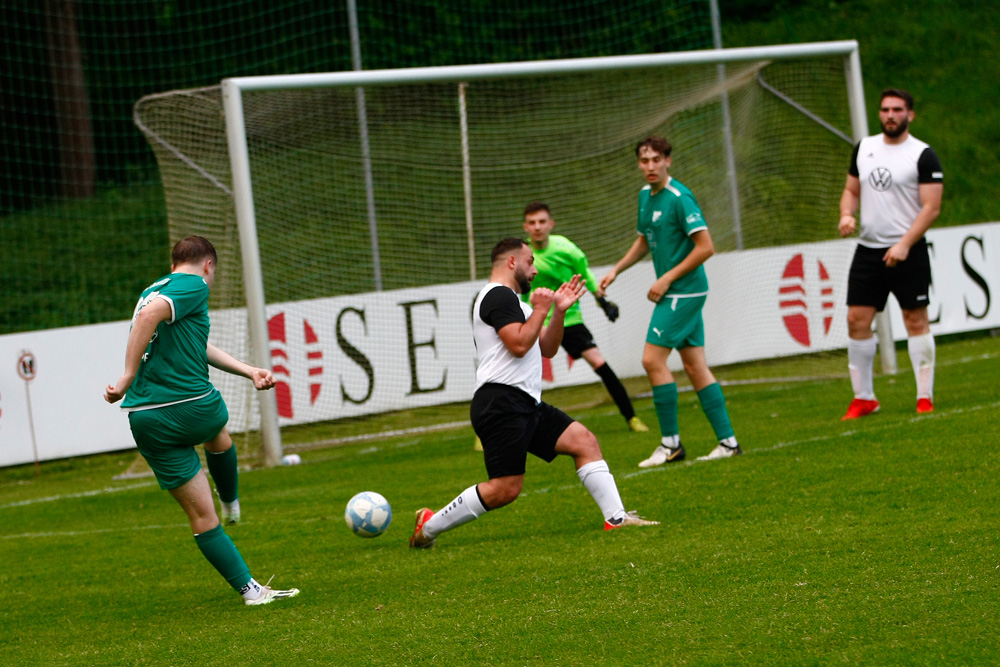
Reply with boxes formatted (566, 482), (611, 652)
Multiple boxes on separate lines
(127, 390), (229, 490)
(646, 294), (706, 350)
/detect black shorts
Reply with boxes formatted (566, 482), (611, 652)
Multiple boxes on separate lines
(470, 382), (574, 479)
(561, 323), (597, 360)
(847, 238), (931, 311)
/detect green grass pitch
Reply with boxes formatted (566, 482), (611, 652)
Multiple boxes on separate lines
(2, 334), (998, 666)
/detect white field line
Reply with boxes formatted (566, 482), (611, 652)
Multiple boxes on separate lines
(2, 523), (188, 541)
(0, 481), (156, 510)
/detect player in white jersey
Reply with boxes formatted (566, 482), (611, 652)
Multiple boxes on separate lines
(410, 238), (657, 548)
(838, 88), (943, 419)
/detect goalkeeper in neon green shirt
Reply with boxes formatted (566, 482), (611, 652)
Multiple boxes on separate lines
(522, 202), (648, 433)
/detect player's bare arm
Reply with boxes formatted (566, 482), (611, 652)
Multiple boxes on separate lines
(207, 343), (276, 390)
(599, 235), (649, 295)
(839, 174), (861, 237)
(647, 230), (714, 303)
(539, 275), (585, 357)
(497, 290), (552, 358)
(104, 297), (172, 403)
(883, 181), (943, 267)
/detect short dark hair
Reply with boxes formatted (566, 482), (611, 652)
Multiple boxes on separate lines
(635, 136), (672, 158)
(172, 235), (217, 266)
(523, 201), (551, 217)
(491, 237), (526, 265)
(880, 88), (914, 110)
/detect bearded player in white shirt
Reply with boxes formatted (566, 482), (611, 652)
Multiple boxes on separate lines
(838, 88), (943, 420)
(409, 238), (657, 548)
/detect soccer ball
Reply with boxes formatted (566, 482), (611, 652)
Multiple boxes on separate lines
(344, 491), (392, 538)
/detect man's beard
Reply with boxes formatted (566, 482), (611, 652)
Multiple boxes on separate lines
(514, 268), (532, 294)
(882, 116), (909, 138)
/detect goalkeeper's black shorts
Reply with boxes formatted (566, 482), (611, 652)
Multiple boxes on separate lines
(561, 323), (597, 360)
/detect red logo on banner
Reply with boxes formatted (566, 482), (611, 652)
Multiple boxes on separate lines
(779, 254), (834, 348)
(268, 312), (324, 418)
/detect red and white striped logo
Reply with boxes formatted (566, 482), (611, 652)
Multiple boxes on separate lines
(779, 254), (834, 348)
(268, 312), (324, 418)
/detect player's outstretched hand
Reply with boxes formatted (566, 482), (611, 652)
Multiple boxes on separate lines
(251, 367), (276, 391)
(553, 274), (585, 313)
(598, 269), (617, 296)
(596, 296), (620, 322)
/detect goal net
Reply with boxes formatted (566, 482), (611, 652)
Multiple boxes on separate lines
(134, 43), (865, 462)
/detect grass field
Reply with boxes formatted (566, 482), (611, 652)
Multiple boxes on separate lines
(2, 333), (999, 666)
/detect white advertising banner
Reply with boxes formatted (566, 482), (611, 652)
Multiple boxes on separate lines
(2, 222), (998, 467)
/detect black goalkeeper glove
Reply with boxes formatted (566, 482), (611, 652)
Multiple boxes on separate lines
(596, 296), (620, 322)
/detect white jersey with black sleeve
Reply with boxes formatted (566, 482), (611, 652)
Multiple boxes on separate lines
(849, 133), (943, 248)
(472, 282), (542, 402)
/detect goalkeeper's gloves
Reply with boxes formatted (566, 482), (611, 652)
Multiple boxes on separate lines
(596, 296), (620, 322)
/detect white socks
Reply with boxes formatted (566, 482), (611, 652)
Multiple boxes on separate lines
(660, 434), (681, 450)
(847, 337), (878, 400)
(240, 578), (263, 601)
(908, 333), (936, 400)
(576, 460), (625, 523)
(423, 485), (488, 540)
(849, 333), (935, 401)
(423, 461), (628, 537)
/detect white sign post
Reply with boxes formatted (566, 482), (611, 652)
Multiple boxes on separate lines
(16, 350), (39, 476)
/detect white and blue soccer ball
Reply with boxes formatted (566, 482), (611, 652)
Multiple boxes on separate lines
(345, 491), (392, 538)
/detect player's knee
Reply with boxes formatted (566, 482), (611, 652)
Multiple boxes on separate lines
(641, 353), (661, 375)
(846, 310), (874, 337)
(490, 479), (523, 508)
(902, 308), (930, 335)
(559, 422), (602, 460)
(204, 431), (233, 454)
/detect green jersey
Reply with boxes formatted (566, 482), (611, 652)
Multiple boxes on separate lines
(523, 234), (600, 326)
(637, 177), (709, 296)
(121, 272), (214, 410)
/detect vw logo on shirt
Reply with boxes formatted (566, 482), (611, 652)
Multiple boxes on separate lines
(869, 167), (892, 191)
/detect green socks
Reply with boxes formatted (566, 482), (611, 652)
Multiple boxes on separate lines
(194, 524), (251, 591)
(206, 444), (239, 503)
(697, 382), (735, 441)
(651, 383), (679, 439)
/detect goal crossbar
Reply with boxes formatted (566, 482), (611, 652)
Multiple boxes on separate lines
(225, 40), (862, 91)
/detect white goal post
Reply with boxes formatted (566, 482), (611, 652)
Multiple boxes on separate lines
(203, 40), (886, 466)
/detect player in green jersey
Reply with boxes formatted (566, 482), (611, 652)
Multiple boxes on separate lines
(522, 202), (647, 433)
(105, 235), (299, 606)
(599, 136), (742, 466)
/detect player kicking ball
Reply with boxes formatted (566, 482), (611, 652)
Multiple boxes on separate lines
(411, 238), (657, 549)
(105, 236), (299, 605)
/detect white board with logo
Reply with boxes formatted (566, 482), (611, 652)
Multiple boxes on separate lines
(1, 223), (998, 466)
